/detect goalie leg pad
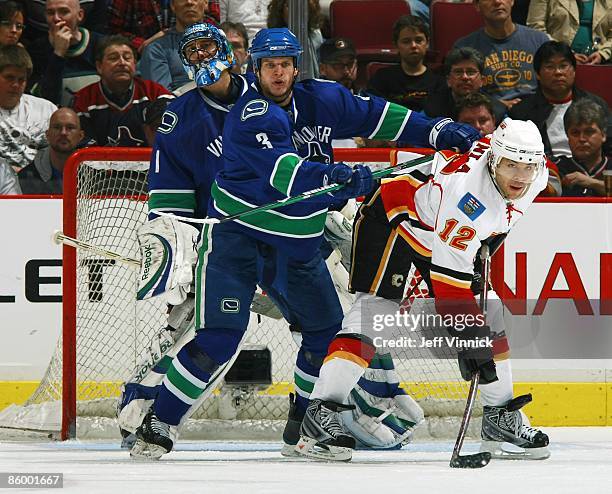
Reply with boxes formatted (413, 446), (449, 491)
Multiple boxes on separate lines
(324, 210), (353, 271)
(117, 298), (196, 435)
(343, 353), (424, 450)
(117, 383), (160, 436)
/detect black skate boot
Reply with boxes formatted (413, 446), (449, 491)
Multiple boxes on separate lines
(130, 410), (175, 460)
(296, 399), (356, 461)
(480, 394), (550, 460)
(281, 393), (304, 457)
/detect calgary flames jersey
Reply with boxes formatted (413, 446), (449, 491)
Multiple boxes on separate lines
(379, 138), (548, 310)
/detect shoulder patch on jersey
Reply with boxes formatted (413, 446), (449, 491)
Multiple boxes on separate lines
(241, 99), (268, 121)
(458, 192), (486, 221)
(157, 111), (178, 134)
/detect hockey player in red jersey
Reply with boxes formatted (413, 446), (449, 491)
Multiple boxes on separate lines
(296, 118), (551, 462)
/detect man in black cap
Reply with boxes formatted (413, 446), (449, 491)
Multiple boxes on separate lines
(318, 37), (358, 91)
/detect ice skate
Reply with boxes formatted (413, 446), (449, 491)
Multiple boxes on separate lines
(130, 410), (175, 460)
(281, 393), (304, 457)
(480, 394), (550, 460)
(295, 399), (356, 462)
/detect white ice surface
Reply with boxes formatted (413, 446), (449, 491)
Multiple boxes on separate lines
(1, 427), (612, 494)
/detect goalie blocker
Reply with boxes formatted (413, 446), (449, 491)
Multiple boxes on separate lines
(136, 216), (199, 305)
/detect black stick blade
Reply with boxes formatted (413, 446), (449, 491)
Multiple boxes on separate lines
(449, 452), (491, 469)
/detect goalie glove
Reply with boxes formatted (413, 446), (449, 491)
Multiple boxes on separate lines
(136, 216), (199, 305)
(343, 353), (424, 449)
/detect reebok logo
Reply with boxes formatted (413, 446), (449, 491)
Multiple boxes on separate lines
(141, 245), (153, 280)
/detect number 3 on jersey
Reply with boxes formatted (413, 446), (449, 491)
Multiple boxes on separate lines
(438, 218), (476, 251)
(256, 132), (273, 149)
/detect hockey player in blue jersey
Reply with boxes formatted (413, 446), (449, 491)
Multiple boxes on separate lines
(131, 27), (481, 459)
(118, 22), (252, 447)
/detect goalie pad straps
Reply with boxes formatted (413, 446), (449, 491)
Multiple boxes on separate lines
(344, 353), (424, 449)
(137, 216), (199, 304)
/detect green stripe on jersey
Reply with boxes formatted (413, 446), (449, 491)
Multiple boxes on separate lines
(166, 364), (205, 400)
(156, 355), (173, 373)
(148, 191), (196, 213)
(369, 103), (410, 140)
(369, 353), (395, 370)
(211, 183), (327, 238)
(294, 372), (315, 394)
(270, 154), (301, 195)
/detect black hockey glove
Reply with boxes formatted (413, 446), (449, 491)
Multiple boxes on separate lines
(447, 323), (498, 384)
(458, 347), (498, 384)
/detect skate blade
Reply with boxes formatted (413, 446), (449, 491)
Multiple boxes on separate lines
(280, 442), (300, 458)
(295, 436), (352, 462)
(129, 438), (168, 460)
(480, 440), (551, 460)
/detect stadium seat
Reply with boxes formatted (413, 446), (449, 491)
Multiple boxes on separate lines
(329, 0), (410, 59)
(574, 64), (612, 107)
(431, 1), (483, 62)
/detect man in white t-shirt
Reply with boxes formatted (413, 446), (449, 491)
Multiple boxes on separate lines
(0, 45), (57, 172)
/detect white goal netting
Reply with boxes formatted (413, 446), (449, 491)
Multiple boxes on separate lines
(0, 156), (477, 441)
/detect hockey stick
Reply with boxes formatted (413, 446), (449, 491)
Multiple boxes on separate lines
(52, 230), (140, 268)
(449, 243), (492, 469)
(150, 154), (435, 226)
(54, 154), (433, 262)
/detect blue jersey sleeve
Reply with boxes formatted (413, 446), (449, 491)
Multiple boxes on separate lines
(318, 82), (435, 148)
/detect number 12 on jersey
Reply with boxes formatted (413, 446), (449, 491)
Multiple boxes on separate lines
(438, 218), (476, 251)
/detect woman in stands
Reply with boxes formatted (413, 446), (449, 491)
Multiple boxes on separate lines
(0, 1), (25, 47)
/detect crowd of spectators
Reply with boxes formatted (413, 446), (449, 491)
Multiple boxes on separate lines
(0, 0), (609, 197)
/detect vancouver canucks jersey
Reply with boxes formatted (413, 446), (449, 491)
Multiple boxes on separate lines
(210, 78), (440, 261)
(379, 139), (548, 313)
(147, 74), (250, 220)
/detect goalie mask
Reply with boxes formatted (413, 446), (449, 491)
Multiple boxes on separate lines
(487, 118), (545, 200)
(179, 23), (235, 87)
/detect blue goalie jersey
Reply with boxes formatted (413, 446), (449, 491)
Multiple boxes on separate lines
(210, 78), (437, 260)
(147, 74), (250, 220)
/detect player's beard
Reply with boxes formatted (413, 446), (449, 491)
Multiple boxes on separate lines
(269, 86), (293, 105)
(262, 78), (295, 106)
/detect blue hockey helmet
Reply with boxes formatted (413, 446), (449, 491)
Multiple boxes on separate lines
(178, 23), (235, 87)
(249, 28), (302, 71)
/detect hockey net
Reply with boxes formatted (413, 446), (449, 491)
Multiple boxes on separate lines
(0, 147), (498, 441)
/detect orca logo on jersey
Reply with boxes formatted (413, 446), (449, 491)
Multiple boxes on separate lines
(157, 111), (179, 134)
(221, 298), (240, 313)
(458, 192), (486, 221)
(241, 99), (268, 121)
